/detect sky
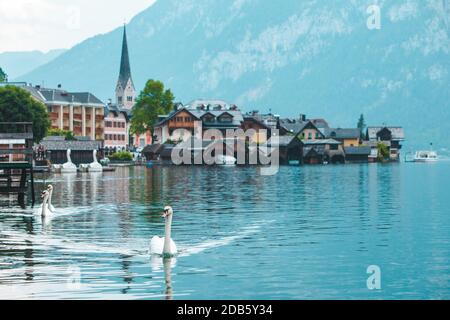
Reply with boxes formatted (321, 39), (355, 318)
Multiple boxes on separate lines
(0, 0), (155, 53)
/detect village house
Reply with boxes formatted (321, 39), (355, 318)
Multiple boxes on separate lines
(302, 139), (345, 164)
(242, 115), (272, 144)
(324, 128), (361, 147)
(18, 83), (105, 141)
(153, 100), (245, 144)
(262, 136), (303, 165)
(366, 126), (405, 161)
(103, 102), (130, 152)
(39, 136), (103, 166)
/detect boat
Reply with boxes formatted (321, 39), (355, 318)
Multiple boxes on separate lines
(414, 150), (438, 162)
(216, 155), (237, 166)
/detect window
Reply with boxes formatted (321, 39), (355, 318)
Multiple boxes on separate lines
(308, 132), (312, 140)
(127, 96), (133, 102)
(176, 117), (183, 122)
(315, 132), (321, 139)
(184, 117), (192, 122)
(330, 144), (338, 151)
(118, 96), (123, 103)
(218, 114), (233, 123)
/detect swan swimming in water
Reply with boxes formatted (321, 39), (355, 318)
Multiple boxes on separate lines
(150, 206), (178, 257)
(46, 185), (56, 212)
(39, 190), (54, 218)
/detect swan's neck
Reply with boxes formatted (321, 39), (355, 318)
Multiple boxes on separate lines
(93, 150), (98, 163)
(41, 197), (48, 217)
(67, 150), (72, 163)
(48, 189), (53, 207)
(163, 215), (173, 254)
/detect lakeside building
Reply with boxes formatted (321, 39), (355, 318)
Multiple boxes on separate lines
(16, 83), (105, 141)
(366, 126), (405, 161)
(103, 102), (130, 151)
(39, 136), (103, 165)
(153, 100), (245, 144)
(324, 128), (361, 147)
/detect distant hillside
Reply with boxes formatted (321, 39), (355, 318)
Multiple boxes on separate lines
(18, 0), (450, 149)
(0, 49), (66, 79)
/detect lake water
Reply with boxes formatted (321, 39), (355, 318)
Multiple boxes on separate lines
(0, 163), (449, 300)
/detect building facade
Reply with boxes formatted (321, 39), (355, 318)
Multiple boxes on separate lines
(103, 102), (130, 150)
(22, 84), (105, 141)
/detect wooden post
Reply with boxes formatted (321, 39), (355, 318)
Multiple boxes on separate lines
(30, 167), (35, 206)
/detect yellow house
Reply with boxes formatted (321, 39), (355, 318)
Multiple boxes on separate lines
(325, 128), (361, 147)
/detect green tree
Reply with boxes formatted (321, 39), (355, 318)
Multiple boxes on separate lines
(0, 67), (7, 82)
(377, 142), (390, 162)
(130, 80), (175, 135)
(0, 85), (51, 142)
(47, 128), (75, 140)
(357, 114), (366, 139)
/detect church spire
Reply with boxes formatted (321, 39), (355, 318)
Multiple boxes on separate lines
(116, 24), (136, 109)
(118, 24), (133, 89)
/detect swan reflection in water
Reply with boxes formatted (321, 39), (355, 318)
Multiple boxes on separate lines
(150, 254), (176, 300)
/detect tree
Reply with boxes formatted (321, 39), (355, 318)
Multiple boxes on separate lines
(357, 114), (366, 139)
(47, 128), (75, 140)
(0, 67), (7, 82)
(377, 142), (390, 162)
(0, 85), (51, 142)
(130, 80), (175, 135)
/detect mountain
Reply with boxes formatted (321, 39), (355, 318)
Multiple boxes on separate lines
(18, 0), (450, 149)
(0, 49), (66, 79)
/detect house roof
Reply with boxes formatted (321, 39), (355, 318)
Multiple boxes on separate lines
(303, 145), (326, 156)
(243, 116), (272, 131)
(154, 108), (201, 127)
(142, 144), (163, 154)
(105, 103), (131, 120)
(344, 146), (371, 155)
(22, 86), (104, 107)
(263, 136), (301, 147)
(155, 107), (244, 128)
(367, 127), (405, 140)
(325, 128), (360, 139)
(303, 139), (341, 145)
(40, 139), (103, 151)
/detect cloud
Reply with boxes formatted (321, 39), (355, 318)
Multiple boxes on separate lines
(0, 0), (154, 53)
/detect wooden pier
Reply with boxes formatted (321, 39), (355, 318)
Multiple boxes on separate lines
(0, 122), (35, 206)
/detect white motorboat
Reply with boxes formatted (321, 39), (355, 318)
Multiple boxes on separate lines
(414, 150), (438, 162)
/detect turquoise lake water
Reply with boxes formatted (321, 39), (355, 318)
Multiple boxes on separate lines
(0, 163), (449, 299)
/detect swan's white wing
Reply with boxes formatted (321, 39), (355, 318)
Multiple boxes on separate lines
(170, 239), (178, 255)
(150, 237), (178, 256)
(150, 236), (164, 255)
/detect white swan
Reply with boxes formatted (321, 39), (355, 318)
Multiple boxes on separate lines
(46, 185), (56, 212)
(88, 150), (103, 172)
(39, 190), (54, 218)
(61, 149), (77, 173)
(150, 206), (178, 257)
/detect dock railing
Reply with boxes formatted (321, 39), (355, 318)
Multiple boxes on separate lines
(0, 122), (35, 205)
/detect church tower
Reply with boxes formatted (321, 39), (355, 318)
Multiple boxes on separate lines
(115, 25), (136, 109)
